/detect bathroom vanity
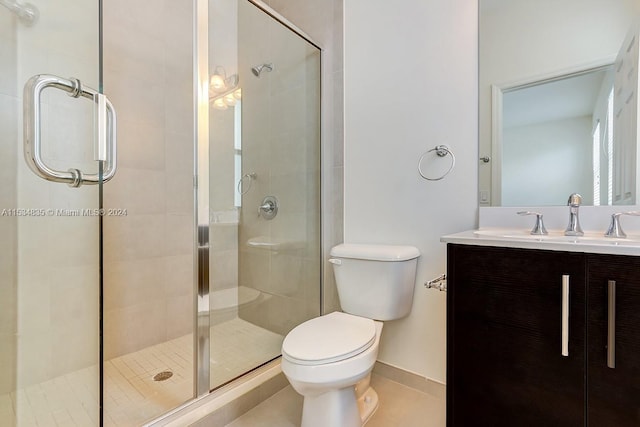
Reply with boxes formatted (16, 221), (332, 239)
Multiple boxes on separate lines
(442, 231), (640, 427)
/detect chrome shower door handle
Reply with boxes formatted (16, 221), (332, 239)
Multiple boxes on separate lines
(23, 74), (117, 187)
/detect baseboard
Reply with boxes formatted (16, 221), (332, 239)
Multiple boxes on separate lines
(161, 359), (445, 426)
(373, 361), (446, 400)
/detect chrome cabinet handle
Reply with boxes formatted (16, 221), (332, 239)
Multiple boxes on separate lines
(23, 74), (117, 187)
(562, 275), (570, 357)
(608, 280), (616, 369)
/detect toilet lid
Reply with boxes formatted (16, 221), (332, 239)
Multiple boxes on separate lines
(282, 312), (376, 365)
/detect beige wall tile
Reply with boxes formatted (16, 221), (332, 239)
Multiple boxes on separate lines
(116, 120), (166, 170)
(103, 214), (166, 262)
(103, 302), (167, 360)
(0, 333), (16, 394)
(50, 321), (99, 378)
(210, 248), (239, 291)
(163, 254), (194, 297)
(106, 168), (167, 215)
(104, 258), (167, 309)
(0, 92), (17, 395)
(233, 0), (340, 337)
(166, 294), (193, 340)
(16, 333), (52, 388)
(103, 0), (194, 359)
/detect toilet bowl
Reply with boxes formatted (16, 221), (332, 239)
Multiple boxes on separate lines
(281, 244), (420, 427)
(281, 312), (383, 427)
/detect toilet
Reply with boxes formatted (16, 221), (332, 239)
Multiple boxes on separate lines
(281, 243), (420, 427)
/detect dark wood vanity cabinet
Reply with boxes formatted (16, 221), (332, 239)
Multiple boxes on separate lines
(587, 254), (640, 426)
(447, 244), (640, 427)
(447, 244), (586, 427)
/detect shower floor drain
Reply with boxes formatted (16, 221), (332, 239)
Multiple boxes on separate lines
(153, 371), (173, 382)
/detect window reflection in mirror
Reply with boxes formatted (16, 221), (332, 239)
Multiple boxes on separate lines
(479, 0), (640, 206)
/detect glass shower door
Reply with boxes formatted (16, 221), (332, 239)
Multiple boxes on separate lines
(207, 0), (321, 390)
(0, 1), (105, 425)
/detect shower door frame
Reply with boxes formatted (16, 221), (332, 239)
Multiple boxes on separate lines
(194, 0), (211, 397)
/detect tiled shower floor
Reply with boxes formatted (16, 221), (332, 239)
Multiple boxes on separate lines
(0, 318), (283, 427)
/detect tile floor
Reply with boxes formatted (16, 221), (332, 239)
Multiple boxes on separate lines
(0, 318), (283, 427)
(225, 374), (446, 427)
(0, 365), (100, 427)
(209, 318), (283, 390)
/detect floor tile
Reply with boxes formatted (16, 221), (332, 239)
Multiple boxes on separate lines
(225, 374), (446, 427)
(0, 318), (282, 427)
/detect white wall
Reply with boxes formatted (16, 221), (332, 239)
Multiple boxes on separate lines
(344, 0), (478, 383)
(502, 116), (593, 206)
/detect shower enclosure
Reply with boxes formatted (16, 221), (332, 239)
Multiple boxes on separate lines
(0, 0), (321, 425)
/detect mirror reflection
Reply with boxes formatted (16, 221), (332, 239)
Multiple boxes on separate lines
(479, 0), (640, 206)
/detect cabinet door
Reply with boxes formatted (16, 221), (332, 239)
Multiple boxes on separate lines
(587, 254), (640, 426)
(447, 244), (586, 427)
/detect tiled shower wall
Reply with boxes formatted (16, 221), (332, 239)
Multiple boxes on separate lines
(207, 0), (344, 336)
(209, 107), (240, 297)
(102, 1), (195, 359)
(235, 0), (322, 335)
(209, 0), (240, 302)
(101, 0), (343, 358)
(1, 0), (100, 393)
(0, 11), (17, 395)
(264, 0), (345, 315)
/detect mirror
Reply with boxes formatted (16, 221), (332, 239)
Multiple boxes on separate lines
(479, 0), (640, 206)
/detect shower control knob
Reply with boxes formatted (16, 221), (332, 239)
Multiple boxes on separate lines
(258, 196), (278, 220)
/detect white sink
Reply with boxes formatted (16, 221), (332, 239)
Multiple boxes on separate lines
(472, 228), (640, 246)
(473, 229), (553, 240)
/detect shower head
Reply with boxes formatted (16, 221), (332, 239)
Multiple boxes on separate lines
(251, 63), (273, 77)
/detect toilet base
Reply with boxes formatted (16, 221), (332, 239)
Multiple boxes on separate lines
(300, 386), (361, 427)
(298, 385), (379, 427)
(358, 386), (379, 425)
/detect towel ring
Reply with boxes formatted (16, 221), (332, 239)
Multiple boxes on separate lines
(417, 145), (455, 181)
(237, 173), (256, 195)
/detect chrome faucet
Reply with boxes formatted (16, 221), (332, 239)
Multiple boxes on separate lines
(517, 211), (548, 235)
(564, 193), (583, 236)
(604, 211), (640, 238)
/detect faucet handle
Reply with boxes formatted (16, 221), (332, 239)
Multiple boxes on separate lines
(567, 193), (582, 207)
(604, 211), (640, 238)
(517, 211), (548, 235)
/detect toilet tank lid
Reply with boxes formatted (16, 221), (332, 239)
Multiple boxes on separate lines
(330, 244), (420, 261)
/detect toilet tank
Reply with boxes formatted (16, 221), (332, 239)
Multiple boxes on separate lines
(329, 244), (420, 321)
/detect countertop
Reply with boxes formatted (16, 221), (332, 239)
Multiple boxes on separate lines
(441, 229), (640, 256)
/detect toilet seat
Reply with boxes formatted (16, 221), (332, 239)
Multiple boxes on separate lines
(282, 312), (376, 366)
